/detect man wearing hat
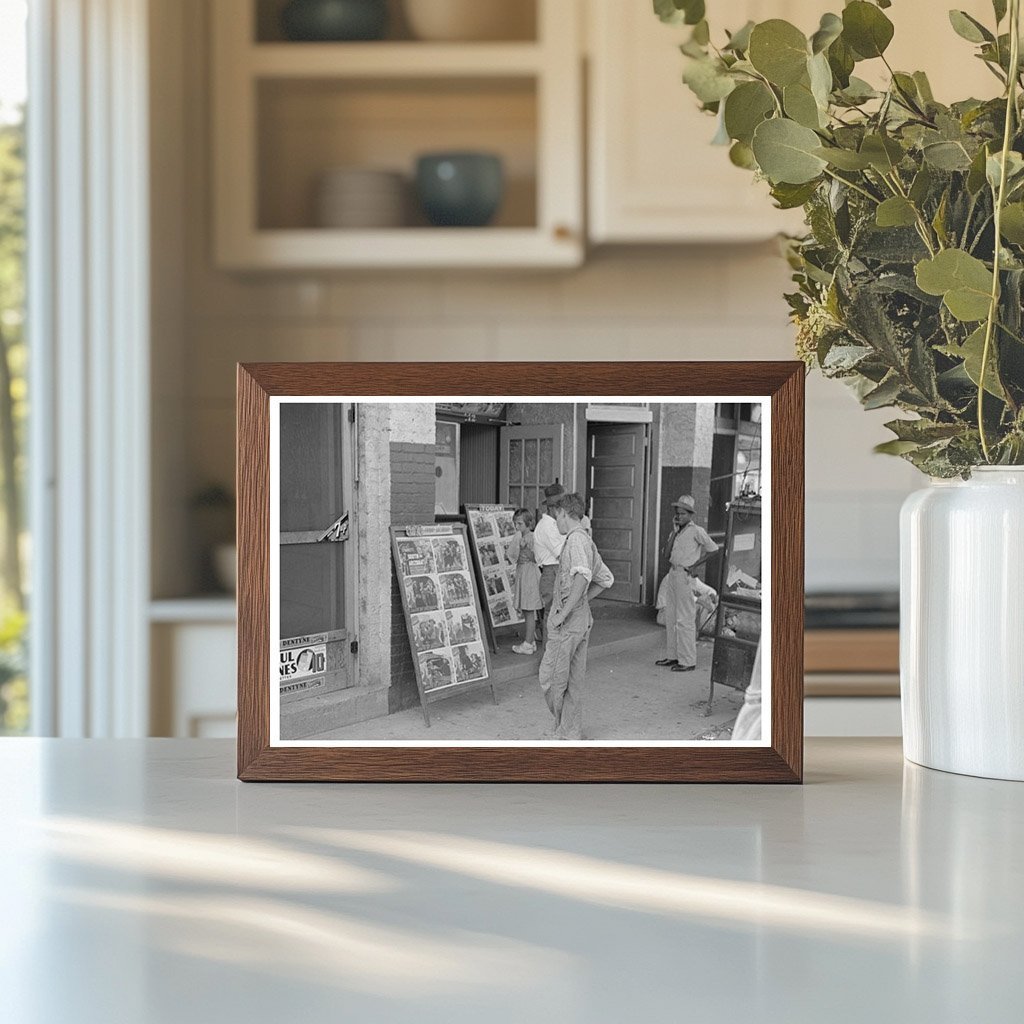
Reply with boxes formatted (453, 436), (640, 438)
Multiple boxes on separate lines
(533, 483), (590, 640)
(658, 495), (718, 672)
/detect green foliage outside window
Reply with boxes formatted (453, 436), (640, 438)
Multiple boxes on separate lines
(658, 0), (1024, 477)
(0, 110), (27, 733)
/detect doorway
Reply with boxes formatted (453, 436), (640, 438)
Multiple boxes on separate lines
(586, 422), (648, 604)
(277, 402), (357, 713)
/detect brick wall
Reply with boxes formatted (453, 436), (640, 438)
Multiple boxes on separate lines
(388, 441), (438, 713)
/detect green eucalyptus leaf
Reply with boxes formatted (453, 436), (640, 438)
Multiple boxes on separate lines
(814, 146), (872, 170)
(948, 10), (994, 44)
(913, 71), (935, 104)
(922, 140), (973, 171)
(808, 52), (833, 108)
(932, 190), (950, 247)
(876, 196), (918, 228)
(909, 164), (934, 205)
(683, 57), (737, 104)
(986, 150), (1024, 191)
(752, 118), (828, 184)
(939, 326), (1006, 398)
(827, 35), (856, 88)
(784, 80), (824, 129)
(771, 179), (820, 209)
(837, 76), (879, 104)
(653, 0), (681, 24)
(842, 1), (895, 59)
(861, 133), (904, 173)
(724, 81), (775, 144)
(810, 12), (843, 54)
(967, 144), (991, 193)
(993, 0), (1008, 24)
(683, 0), (706, 26)
(1000, 203), (1024, 244)
(915, 250), (994, 322)
(875, 438), (922, 455)
(724, 20), (755, 53)
(729, 140), (758, 169)
(884, 418), (963, 443)
(748, 20), (809, 86)
(862, 374), (903, 409)
(711, 109), (731, 145)
(653, 0), (705, 26)
(692, 19), (710, 45)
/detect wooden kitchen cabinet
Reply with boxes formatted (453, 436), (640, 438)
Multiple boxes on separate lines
(211, 0), (584, 269)
(586, 0), (998, 244)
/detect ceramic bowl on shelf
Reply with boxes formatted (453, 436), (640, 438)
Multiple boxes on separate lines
(315, 167), (408, 229)
(280, 0), (388, 42)
(415, 152), (504, 227)
(403, 0), (534, 42)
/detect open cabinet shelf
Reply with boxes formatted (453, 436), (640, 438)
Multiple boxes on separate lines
(212, 0), (583, 269)
(249, 42), (546, 77)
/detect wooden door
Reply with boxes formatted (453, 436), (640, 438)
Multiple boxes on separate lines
(499, 424), (564, 516)
(278, 402), (355, 705)
(587, 423), (647, 603)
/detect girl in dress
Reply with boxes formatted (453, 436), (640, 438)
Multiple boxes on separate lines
(508, 508), (543, 655)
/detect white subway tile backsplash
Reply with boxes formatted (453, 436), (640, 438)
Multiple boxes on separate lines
(557, 251), (726, 320)
(441, 272), (561, 321)
(326, 275), (445, 320)
(182, 249), (917, 590)
(187, 271), (327, 322)
(351, 323), (497, 362)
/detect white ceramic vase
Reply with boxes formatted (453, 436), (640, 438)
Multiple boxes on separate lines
(900, 467), (1024, 780)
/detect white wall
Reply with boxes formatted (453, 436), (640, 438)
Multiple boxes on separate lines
(158, 0), (922, 598)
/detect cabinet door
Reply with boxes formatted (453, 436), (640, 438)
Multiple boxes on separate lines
(588, 0), (822, 243)
(587, 0), (779, 242)
(589, 0), (998, 244)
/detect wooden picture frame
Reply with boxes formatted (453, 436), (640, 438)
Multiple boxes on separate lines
(238, 362), (804, 782)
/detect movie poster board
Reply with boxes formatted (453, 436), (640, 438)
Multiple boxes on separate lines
(464, 504), (525, 652)
(391, 524), (496, 726)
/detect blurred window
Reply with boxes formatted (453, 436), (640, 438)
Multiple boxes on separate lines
(0, 0), (28, 734)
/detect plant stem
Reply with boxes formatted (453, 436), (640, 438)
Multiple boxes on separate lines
(979, 0), (1021, 462)
(884, 171), (939, 254)
(822, 167), (880, 205)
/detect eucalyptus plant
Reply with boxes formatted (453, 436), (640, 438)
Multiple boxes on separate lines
(657, 0), (1024, 476)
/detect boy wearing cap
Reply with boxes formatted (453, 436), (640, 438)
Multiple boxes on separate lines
(534, 484), (591, 642)
(539, 492), (612, 740)
(657, 495), (718, 672)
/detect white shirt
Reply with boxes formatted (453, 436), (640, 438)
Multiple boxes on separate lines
(533, 513), (564, 566)
(669, 522), (718, 569)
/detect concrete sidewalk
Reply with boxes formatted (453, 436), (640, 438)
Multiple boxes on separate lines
(307, 627), (745, 743)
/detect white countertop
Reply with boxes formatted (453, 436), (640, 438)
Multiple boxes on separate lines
(1, 738), (1020, 1023)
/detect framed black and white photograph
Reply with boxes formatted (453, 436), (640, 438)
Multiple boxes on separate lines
(237, 362), (804, 782)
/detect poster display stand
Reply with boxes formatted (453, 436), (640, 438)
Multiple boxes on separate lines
(464, 504), (524, 653)
(391, 524), (496, 726)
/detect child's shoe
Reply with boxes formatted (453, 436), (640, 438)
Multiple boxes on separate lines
(512, 641), (537, 655)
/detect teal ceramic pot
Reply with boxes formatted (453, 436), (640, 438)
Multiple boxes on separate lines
(415, 153), (505, 227)
(281, 0), (388, 41)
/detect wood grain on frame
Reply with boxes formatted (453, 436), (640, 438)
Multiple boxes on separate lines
(237, 362), (805, 783)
